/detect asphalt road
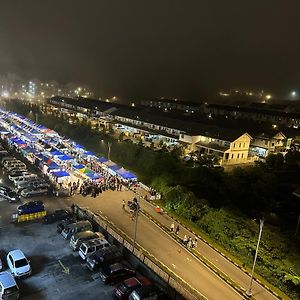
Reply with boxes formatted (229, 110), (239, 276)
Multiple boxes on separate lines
(70, 191), (244, 300)
(0, 178), (280, 300)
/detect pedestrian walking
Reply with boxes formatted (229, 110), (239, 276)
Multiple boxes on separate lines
(122, 200), (125, 210)
(192, 238), (198, 249)
(187, 236), (192, 248)
(175, 225), (180, 235)
(170, 222), (175, 232)
(183, 235), (188, 245)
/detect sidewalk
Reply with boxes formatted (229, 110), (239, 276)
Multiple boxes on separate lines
(139, 197), (282, 300)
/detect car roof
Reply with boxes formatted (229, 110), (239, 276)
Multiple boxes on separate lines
(8, 249), (26, 260)
(83, 237), (107, 247)
(124, 277), (141, 288)
(110, 262), (124, 271)
(0, 271), (17, 289)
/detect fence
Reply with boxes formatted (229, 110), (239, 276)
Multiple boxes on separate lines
(74, 205), (206, 300)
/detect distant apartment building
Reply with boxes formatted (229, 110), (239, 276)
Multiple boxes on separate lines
(141, 98), (202, 113)
(204, 103), (300, 128)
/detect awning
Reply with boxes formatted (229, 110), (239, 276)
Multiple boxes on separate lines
(108, 164), (121, 171)
(57, 155), (73, 161)
(86, 172), (102, 180)
(97, 157), (108, 163)
(52, 170), (70, 177)
(73, 164), (85, 170)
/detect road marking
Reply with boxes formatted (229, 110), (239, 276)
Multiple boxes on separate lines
(58, 260), (70, 274)
(172, 263), (176, 269)
(187, 258), (191, 262)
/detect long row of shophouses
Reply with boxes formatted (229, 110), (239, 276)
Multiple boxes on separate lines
(43, 96), (300, 166)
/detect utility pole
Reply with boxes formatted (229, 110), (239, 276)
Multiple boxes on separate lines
(132, 184), (140, 252)
(246, 219), (264, 297)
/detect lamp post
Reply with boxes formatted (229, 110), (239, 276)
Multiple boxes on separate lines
(246, 218), (264, 297)
(132, 184), (140, 252)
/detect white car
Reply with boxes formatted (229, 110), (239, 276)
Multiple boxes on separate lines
(8, 172), (28, 181)
(6, 249), (31, 278)
(21, 187), (49, 198)
(13, 174), (38, 185)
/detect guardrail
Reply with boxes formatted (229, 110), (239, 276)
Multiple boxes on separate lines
(73, 205), (207, 300)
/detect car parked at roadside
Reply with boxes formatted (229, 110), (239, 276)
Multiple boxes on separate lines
(114, 276), (151, 300)
(100, 263), (135, 285)
(43, 209), (72, 224)
(0, 185), (20, 203)
(6, 249), (31, 279)
(20, 186), (48, 198)
(0, 271), (19, 300)
(13, 174), (38, 186)
(8, 171), (28, 181)
(16, 179), (48, 191)
(17, 200), (44, 215)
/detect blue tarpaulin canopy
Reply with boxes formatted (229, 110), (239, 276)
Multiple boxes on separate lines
(73, 164), (84, 170)
(108, 164), (121, 171)
(23, 146), (37, 154)
(50, 150), (64, 156)
(47, 162), (60, 169)
(97, 157), (108, 163)
(74, 143), (85, 149)
(86, 172), (102, 180)
(119, 171), (137, 180)
(57, 155), (73, 161)
(52, 170), (70, 177)
(84, 151), (96, 156)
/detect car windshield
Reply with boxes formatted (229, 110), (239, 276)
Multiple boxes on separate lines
(15, 258), (28, 268)
(7, 192), (16, 197)
(3, 285), (19, 295)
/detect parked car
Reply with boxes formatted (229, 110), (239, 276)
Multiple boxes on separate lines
(86, 245), (122, 271)
(8, 167), (27, 174)
(8, 171), (28, 181)
(20, 186), (49, 198)
(16, 179), (48, 191)
(61, 220), (93, 240)
(114, 277), (151, 300)
(100, 263), (135, 285)
(128, 285), (169, 300)
(69, 231), (104, 251)
(5, 163), (26, 172)
(57, 218), (77, 234)
(17, 200), (44, 215)
(1, 157), (17, 165)
(43, 209), (72, 224)
(0, 185), (20, 203)
(0, 271), (19, 300)
(79, 238), (110, 260)
(13, 174), (38, 185)
(6, 249), (31, 279)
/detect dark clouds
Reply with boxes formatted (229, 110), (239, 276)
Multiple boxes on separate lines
(0, 0), (299, 100)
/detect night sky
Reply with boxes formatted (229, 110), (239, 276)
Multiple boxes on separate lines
(0, 1), (300, 100)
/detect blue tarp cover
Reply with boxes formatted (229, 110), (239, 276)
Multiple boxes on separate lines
(52, 170), (70, 177)
(97, 157), (108, 163)
(57, 155), (73, 161)
(73, 164), (84, 169)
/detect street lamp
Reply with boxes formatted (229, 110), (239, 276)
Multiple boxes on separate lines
(246, 218), (264, 297)
(131, 184), (141, 252)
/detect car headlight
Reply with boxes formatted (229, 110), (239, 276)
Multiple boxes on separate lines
(11, 198), (16, 200)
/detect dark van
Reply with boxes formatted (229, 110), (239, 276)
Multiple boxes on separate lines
(86, 245), (122, 271)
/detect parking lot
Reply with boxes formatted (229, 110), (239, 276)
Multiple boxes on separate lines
(0, 196), (116, 300)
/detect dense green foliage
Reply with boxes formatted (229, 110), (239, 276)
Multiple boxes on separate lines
(4, 100), (300, 298)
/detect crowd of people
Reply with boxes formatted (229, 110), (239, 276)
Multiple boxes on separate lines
(170, 222), (198, 249)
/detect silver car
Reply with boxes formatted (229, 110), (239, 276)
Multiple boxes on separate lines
(21, 187), (49, 198)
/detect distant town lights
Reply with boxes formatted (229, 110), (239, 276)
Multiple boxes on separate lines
(265, 94), (272, 100)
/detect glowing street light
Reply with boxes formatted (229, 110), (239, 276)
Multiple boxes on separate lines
(291, 91), (297, 97)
